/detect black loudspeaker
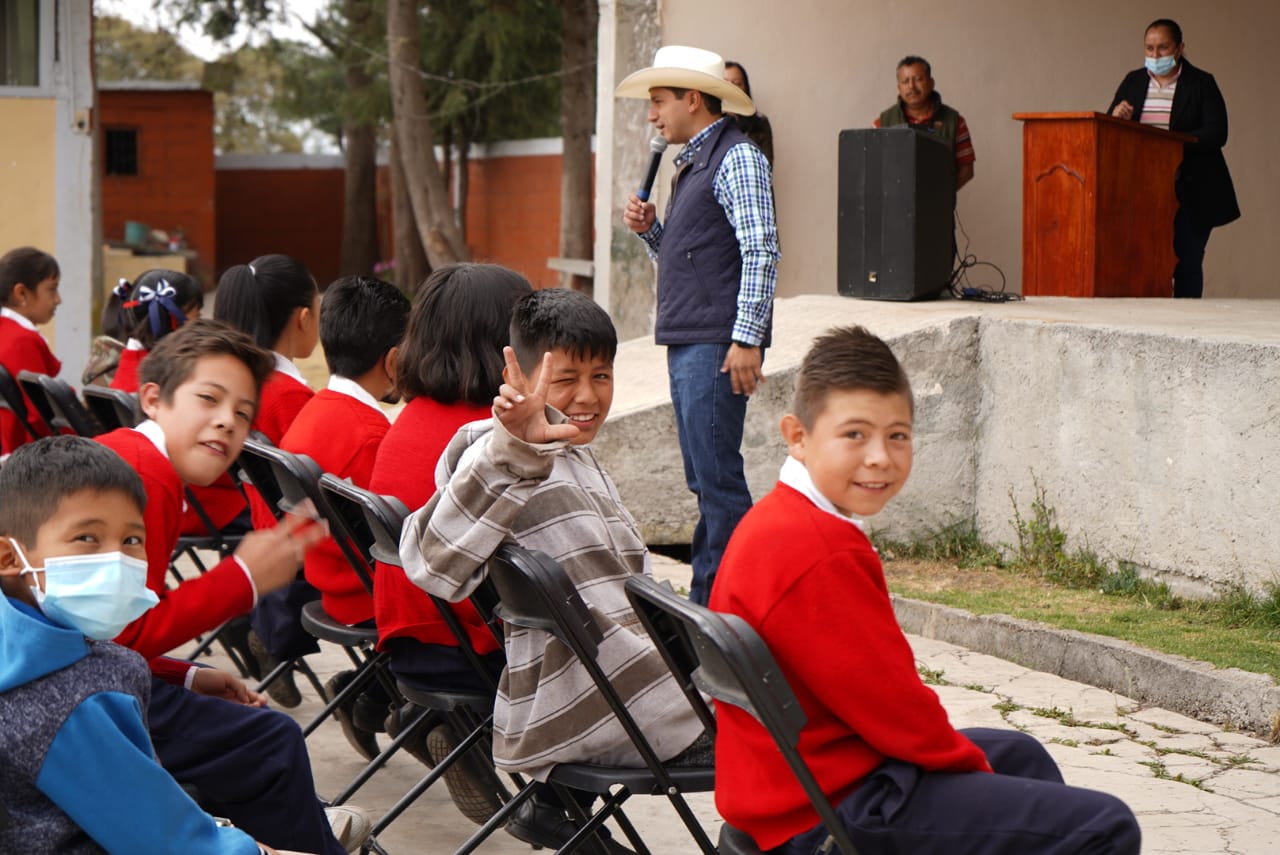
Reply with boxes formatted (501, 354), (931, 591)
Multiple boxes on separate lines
(837, 128), (956, 300)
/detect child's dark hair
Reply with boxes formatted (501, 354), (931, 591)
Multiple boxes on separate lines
(792, 326), (914, 429)
(0, 436), (146, 545)
(0, 246), (59, 306)
(510, 287), (617, 375)
(214, 254), (317, 350)
(138, 318), (274, 405)
(397, 263), (532, 405)
(103, 270), (203, 347)
(320, 275), (410, 378)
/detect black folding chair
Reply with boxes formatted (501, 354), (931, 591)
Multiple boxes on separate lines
(15, 370), (60, 434)
(624, 575), (861, 855)
(0, 364), (42, 444)
(238, 439), (397, 742)
(317, 477), (528, 855)
(487, 545), (717, 855)
(26, 373), (104, 437)
(82, 385), (141, 430)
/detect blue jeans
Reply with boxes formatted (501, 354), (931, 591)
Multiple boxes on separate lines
(667, 343), (756, 605)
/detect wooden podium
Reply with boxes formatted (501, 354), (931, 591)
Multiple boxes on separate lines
(1013, 112), (1193, 297)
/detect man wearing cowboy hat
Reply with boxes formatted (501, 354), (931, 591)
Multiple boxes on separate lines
(619, 45), (780, 606)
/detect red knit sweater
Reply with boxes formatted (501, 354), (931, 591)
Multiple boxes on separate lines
(0, 316), (60, 453)
(280, 389), (389, 625)
(96, 427), (256, 661)
(368, 396), (498, 653)
(254, 369), (314, 445)
(709, 483), (991, 849)
(109, 347), (144, 393)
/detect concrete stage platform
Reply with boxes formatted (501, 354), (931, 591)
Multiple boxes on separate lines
(597, 295), (1280, 597)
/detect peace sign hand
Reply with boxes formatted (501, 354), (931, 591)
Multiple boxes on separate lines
(495, 347), (581, 444)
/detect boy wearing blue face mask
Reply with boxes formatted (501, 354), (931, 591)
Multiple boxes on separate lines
(0, 436), (287, 854)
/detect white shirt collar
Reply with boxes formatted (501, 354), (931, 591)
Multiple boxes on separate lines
(272, 352), (307, 384)
(326, 374), (389, 420)
(125, 338), (146, 352)
(1, 306), (38, 333)
(778, 455), (866, 531)
(133, 419), (170, 459)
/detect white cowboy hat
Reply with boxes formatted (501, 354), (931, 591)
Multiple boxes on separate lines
(615, 45), (756, 116)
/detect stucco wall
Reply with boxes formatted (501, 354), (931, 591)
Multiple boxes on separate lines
(0, 98), (57, 252)
(644, 0), (1277, 300)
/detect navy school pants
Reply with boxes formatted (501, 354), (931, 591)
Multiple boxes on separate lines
(148, 678), (345, 855)
(783, 728), (1141, 855)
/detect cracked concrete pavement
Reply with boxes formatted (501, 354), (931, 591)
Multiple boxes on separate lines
(186, 553), (1278, 854)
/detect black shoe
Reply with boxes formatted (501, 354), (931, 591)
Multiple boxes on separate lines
(427, 725), (506, 826)
(218, 616), (258, 679)
(505, 793), (634, 855)
(326, 670), (380, 762)
(248, 629), (302, 708)
(384, 704), (441, 769)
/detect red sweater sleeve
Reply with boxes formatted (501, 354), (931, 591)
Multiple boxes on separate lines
(97, 429), (255, 659)
(148, 656), (196, 686)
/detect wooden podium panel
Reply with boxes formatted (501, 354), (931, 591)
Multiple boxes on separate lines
(1013, 112), (1192, 297)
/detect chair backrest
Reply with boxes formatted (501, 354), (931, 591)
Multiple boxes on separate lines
(0, 364), (41, 441)
(319, 476), (502, 691)
(16, 370), (57, 429)
(486, 546), (674, 777)
(240, 438), (375, 595)
(82, 385), (141, 430)
(234, 434), (286, 522)
(624, 574), (860, 855)
(33, 373), (103, 437)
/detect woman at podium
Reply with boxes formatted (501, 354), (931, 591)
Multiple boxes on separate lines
(1108, 18), (1239, 299)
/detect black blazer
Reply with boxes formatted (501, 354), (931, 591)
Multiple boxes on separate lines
(1107, 58), (1240, 228)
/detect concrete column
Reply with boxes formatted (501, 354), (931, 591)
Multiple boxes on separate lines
(53, 0), (99, 384)
(593, 0), (662, 341)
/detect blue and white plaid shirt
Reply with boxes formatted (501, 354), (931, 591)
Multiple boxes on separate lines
(637, 117), (780, 346)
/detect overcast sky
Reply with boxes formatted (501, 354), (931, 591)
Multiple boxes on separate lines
(96, 0), (326, 60)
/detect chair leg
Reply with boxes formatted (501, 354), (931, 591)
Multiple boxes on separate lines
(329, 705), (438, 806)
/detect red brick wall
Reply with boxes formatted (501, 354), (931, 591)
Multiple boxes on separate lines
(215, 167), (348, 288)
(99, 89), (216, 285)
(217, 149), (576, 291)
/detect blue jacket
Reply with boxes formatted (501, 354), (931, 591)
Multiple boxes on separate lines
(0, 595), (260, 855)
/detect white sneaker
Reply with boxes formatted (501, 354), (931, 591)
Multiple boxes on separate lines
(325, 805), (373, 854)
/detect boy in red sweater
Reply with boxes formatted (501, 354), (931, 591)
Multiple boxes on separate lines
(283, 274), (409, 628)
(709, 326), (1141, 855)
(95, 319), (367, 855)
(277, 275), (409, 755)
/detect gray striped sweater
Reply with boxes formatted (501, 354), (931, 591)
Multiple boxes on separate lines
(398, 415), (704, 780)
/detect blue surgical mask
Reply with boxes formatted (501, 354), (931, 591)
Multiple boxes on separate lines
(1145, 55), (1178, 76)
(13, 540), (158, 640)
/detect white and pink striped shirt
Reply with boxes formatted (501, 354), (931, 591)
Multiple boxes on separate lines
(1139, 66), (1181, 129)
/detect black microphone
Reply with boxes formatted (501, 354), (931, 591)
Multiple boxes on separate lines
(636, 135), (669, 202)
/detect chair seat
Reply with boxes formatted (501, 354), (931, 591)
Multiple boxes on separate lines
(718, 822), (766, 855)
(548, 761), (713, 796)
(396, 680), (494, 717)
(300, 600), (379, 647)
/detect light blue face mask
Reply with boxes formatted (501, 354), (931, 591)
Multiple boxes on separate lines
(1145, 55), (1178, 76)
(14, 541), (158, 640)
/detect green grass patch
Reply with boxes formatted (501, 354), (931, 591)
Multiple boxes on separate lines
(879, 481), (1280, 683)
